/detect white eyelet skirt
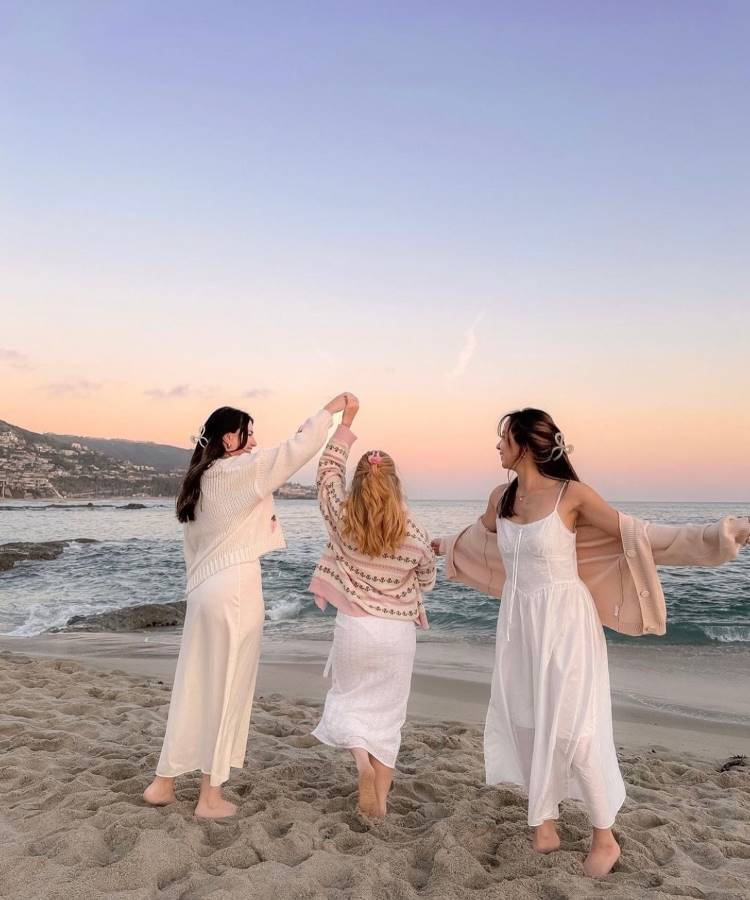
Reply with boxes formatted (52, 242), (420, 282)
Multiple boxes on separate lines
(156, 561), (264, 786)
(312, 610), (417, 768)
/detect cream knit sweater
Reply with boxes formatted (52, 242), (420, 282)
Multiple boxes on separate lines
(183, 409), (332, 592)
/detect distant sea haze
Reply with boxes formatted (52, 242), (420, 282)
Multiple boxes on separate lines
(0, 499), (748, 646)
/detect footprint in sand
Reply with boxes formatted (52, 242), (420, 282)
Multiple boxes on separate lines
(100, 822), (139, 862)
(681, 841), (727, 870)
(623, 810), (671, 829)
(721, 840), (750, 860)
(405, 779), (441, 802)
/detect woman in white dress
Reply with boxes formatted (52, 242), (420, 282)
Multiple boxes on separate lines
(434, 407), (750, 877)
(309, 395), (436, 818)
(143, 393), (349, 818)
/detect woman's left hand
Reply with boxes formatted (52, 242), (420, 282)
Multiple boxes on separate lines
(736, 516), (750, 546)
(342, 393), (360, 427)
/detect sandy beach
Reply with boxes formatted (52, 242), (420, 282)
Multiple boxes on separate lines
(1, 633), (749, 899)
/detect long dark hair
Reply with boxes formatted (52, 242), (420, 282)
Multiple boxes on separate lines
(176, 406), (253, 523)
(497, 408), (579, 520)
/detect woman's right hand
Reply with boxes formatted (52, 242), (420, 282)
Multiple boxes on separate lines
(431, 538), (444, 556)
(324, 393), (349, 415)
(342, 393), (359, 426)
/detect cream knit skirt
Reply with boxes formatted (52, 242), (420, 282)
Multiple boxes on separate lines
(312, 611), (416, 768)
(156, 561), (264, 786)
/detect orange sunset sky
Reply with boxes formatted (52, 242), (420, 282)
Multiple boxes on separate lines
(2, 5), (748, 501)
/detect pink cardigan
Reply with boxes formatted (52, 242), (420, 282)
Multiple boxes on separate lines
(440, 514), (747, 636)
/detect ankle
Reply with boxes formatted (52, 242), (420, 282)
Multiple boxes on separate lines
(591, 829), (618, 847)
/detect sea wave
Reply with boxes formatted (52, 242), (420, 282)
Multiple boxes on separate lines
(35, 595), (309, 634)
(265, 597), (304, 622)
(609, 622), (750, 645)
(2, 499), (748, 643)
(701, 625), (750, 643)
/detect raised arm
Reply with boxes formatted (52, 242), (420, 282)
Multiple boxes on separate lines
(253, 393), (348, 498)
(316, 394), (359, 539)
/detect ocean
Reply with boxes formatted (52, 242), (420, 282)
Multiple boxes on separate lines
(0, 499), (748, 646)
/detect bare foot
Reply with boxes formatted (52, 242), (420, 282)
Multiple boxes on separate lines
(584, 838), (621, 877)
(532, 822), (560, 854)
(143, 777), (176, 806)
(194, 774), (238, 819)
(370, 757), (394, 818)
(194, 798), (238, 819)
(357, 765), (379, 818)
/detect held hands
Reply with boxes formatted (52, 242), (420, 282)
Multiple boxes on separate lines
(324, 393), (349, 415)
(431, 538), (444, 557)
(323, 392), (360, 426)
(342, 393), (359, 427)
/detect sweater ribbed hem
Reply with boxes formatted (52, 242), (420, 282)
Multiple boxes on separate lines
(309, 572), (425, 625)
(310, 575), (370, 617)
(186, 540), (285, 593)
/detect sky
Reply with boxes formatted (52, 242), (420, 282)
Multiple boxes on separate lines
(1, 1), (748, 500)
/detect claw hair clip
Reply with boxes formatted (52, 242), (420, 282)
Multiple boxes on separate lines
(190, 425), (208, 449)
(548, 431), (574, 461)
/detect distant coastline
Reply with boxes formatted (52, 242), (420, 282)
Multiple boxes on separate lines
(0, 419), (316, 500)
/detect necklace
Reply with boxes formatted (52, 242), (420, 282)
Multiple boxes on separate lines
(517, 484), (550, 501)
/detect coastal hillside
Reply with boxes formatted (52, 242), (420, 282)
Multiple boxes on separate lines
(49, 433), (191, 473)
(0, 420), (316, 500)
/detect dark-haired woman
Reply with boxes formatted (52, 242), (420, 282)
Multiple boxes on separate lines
(143, 393), (349, 818)
(433, 408), (749, 877)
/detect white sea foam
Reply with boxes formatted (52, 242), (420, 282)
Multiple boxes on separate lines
(702, 625), (750, 643)
(265, 598), (303, 622)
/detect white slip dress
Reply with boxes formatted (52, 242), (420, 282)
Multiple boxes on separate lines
(156, 561), (264, 787)
(312, 610), (416, 768)
(484, 483), (626, 828)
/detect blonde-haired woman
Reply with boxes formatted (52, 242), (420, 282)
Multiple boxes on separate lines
(309, 394), (436, 817)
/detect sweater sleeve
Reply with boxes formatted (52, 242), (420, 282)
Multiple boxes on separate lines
(648, 516), (747, 566)
(252, 409), (333, 499)
(416, 542), (437, 593)
(316, 424), (357, 541)
(441, 519), (506, 599)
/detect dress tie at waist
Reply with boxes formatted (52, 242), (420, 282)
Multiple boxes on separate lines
(506, 529), (523, 641)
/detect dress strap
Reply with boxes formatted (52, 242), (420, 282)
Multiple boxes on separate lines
(553, 480), (569, 512)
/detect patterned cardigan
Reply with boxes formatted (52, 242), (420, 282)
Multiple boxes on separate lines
(308, 425), (436, 627)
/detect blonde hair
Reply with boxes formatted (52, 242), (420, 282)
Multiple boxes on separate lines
(340, 450), (407, 557)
